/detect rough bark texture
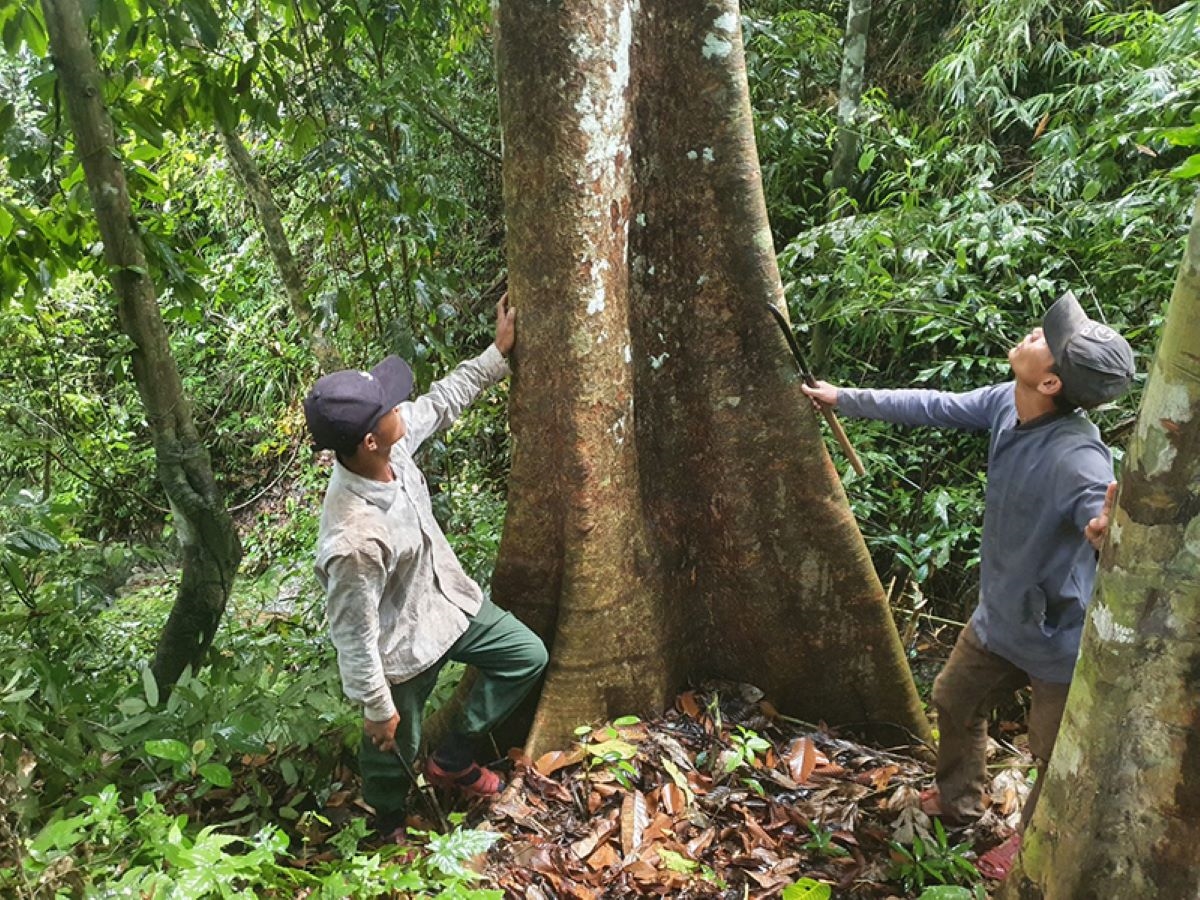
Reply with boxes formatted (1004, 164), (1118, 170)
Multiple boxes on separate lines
(42, 0), (242, 690)
(1001, 199), (1200, 899)
(493, 0), (929, 756)
(219, 125), (343, 373)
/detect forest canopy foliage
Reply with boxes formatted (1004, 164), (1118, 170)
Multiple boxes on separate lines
(1, 0), (1196, 895)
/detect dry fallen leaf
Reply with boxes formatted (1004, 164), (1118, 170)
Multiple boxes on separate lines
(570, 817), (619, 861)
(585, 841), (621, 871)
(660, 782), (687, 816)
(620, 790), (649, 857)
(859, 764), (900, 792)
(677, 691), (701, 718)
(783, 737), (824, 784)
(534, 747), (586, 778)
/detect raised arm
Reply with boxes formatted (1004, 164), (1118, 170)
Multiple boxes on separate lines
(399, 295), (514, 453)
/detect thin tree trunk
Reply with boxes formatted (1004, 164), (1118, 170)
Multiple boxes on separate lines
(829, 0), (873, 204)
(42, 0), (242, 690)
(1001, 198), (1200, 899)
(218, 125), (343, 372)
(493, 0), (929, 756)
(813, 0), (873, 371)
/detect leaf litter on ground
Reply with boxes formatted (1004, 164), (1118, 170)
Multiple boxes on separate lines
(354, 680), (1029, 899)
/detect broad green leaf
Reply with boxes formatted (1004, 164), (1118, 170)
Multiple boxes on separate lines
(1, 557), (28, 595)
(1, 10), (22, 54)
(917, 885), (976, 899)
(144, 739), (190, 763)
(30, 815), (88, 855)
(5, 527), (62, 557)
(119, 697), (146, 717)
(584, 739), (637, 761)
(182, 0), (223, 48)
(658, 848), (698, 873)
(142, 667), (159, 708)
(198, 763), (232, 788)
(1171, 153), (1200, 180)
(279, 757), (298, 786)
(783, 879), (832, 900)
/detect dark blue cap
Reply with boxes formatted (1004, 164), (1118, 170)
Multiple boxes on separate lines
(303, 356), (414, 450)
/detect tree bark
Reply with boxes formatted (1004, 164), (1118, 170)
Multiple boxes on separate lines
(218, 125), (343, 373)
(42, 0), (242, 690)
(493, 0), (929, 756)
(1001, 198), (1200, 899)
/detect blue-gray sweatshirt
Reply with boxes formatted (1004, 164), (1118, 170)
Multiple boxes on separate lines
(839, 382), (1112, 683)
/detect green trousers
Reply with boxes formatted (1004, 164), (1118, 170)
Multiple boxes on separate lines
(358, 599), (547, 829)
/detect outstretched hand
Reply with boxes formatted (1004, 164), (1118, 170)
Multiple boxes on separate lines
(1085, 481), (1118, 551)
(494, 292), (516, 357)
(800, 380), (839, 410)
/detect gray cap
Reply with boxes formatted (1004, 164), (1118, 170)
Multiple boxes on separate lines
(1043, 291), (1135, 409)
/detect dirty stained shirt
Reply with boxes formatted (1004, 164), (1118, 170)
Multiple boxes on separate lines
(838, 382), (1112, 683)
(314, 345), (509, 722)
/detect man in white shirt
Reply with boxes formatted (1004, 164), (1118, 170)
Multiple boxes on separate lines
(303, 297), (547, 840)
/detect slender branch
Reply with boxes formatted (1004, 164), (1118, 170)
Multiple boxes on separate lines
(228, 438), (305, 513)
(417, 101), (502, 164)
(5, 405), (169, 515)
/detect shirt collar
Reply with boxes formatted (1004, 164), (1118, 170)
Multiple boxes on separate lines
(329, 457), (398, 512)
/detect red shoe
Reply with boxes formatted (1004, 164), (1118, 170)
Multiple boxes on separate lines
(977, 832), (1021, 880)
(425, 758), (505, 798)
(919, 786), (973, 825)
(919, 787), (943, 816)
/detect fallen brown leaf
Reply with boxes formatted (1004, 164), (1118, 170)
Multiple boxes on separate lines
(585, 841), (620, 871)
(534, 747), (586, 778)
(620, 790), (649, 857)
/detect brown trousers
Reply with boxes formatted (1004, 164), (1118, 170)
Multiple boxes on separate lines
(931, 624), (1071, 830)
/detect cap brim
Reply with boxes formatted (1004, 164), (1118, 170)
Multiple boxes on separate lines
(370, 355), (414, 407)
(1043, 291), (1088, 365)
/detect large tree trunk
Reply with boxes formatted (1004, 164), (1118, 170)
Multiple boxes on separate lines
(42, 0), (242, 690)
(1000, 200), (1200, 899)
(493, 0), (928, 756)
(218, 125), (343, 373)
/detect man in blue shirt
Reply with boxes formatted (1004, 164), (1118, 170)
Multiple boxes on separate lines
(802, 292), (1135, 879)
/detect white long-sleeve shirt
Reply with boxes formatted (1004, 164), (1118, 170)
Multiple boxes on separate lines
(314, 345), (509, 721)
